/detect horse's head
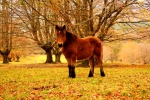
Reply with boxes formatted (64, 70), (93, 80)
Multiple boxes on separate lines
(55, 25), (66, 47)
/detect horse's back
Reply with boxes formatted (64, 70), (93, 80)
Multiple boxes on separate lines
(81, 36), (102, 46)
(76, 36), (102, 60)
(84, 36), (102, 56)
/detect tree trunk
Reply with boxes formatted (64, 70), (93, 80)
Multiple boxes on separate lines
(45, 50), (53, 63)
(55, 52), (61, 63)
(16, 55), (20, 62)
(0, 49), (11, 64)
(41, 42), (54, 63)
(52, 43), (62, 63)
(3, 54), (9, 64)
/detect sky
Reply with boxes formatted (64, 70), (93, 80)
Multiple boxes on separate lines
(138, 0), (145, 3)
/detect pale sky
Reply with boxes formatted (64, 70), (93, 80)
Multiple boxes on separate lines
(138, 0), (145, 3)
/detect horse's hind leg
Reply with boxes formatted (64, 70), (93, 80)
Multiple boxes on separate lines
(68, 65), (72, 77)
(100, 60), (105, 77)
(88, 56), (95, 77)
(96, 56), (105, 77)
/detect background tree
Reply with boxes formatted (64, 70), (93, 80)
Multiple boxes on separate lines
(12, 0), (58, 63)
(109, 42), (121, 62)
(103, 46), (112, 62)
(47, 0), (150, 40)
(139, 43), (150, 64)
(45, 0), (150, 65)
(1, 0), (149, 65)
(0, 0), (13, 64)
(119, 42), (141, 64)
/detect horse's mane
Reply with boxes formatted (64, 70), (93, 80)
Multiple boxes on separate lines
(66, 31), (77, 40)
(64, 31), (78, 46)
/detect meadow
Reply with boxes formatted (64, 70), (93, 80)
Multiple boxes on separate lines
(0, 55), (150, 100)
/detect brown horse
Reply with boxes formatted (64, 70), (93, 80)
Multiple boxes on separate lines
(55, 25), (105, 78)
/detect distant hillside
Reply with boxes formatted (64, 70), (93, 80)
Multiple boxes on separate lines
(113, 22), (150, 30)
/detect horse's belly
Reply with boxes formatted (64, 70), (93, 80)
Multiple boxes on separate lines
(77, 50), (93, 60)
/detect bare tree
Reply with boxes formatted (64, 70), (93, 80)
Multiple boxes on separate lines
(0, 0), (13, 64)
(139, 43), (150, 64)
(103, 46), (112, 62)
(13, 0), (58, 63)
(109, 42), (121, 62)
(119, 42), (141, 64)
(4, 0), (149, 64)
(48, 0), (150, 41)
(46, 0), (150, 64)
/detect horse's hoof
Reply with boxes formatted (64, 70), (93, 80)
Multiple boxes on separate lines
(88, 74), (93, 77)
(101, 73), (105, 77)
(69, 76), (75, 78)
(88, 70), (93, 77)
(68, 76), (75, 78)
(71, 75), (76, 78)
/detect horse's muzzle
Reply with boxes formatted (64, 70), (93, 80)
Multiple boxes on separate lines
(58, 43), (63, 47)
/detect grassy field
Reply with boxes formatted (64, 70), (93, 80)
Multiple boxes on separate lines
(0, 63), (150, 100)
(0, 55), (150, 100)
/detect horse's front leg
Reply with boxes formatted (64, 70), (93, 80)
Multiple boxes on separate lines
(67, 57), (76, 78)
(68, 65), (75, 78)
(68, 65), (72, 77)
(68, 65), (76, 78)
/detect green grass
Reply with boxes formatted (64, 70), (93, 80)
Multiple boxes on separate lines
(0, 65), (150, 100)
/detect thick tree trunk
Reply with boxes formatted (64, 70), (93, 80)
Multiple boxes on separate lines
(55, 52), (61, 63)
(52, 43), (62, 63)
(41, 42), (54, 63)
(0, 49), (11, 64)
(3, 54), (9, 64)
(45, 50), (53, 63)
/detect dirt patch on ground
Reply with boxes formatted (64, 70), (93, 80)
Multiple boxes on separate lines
(24, 63), (68, 68)
(0, 63), (149, 69)
(0, 63), (68, 69)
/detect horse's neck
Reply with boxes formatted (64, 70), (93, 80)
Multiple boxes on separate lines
(64, 31), (78, 45)
(66, 31), (78, 40)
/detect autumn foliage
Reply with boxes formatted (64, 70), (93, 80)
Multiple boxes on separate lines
(103, 41), (150, 64)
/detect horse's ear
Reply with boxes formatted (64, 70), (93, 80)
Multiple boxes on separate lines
(56, 25), (59, 30)
(63, 25), (66, 30)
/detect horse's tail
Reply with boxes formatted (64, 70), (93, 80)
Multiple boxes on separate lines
(100, 41), (103, 62)
(100, 41), (105, 77)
